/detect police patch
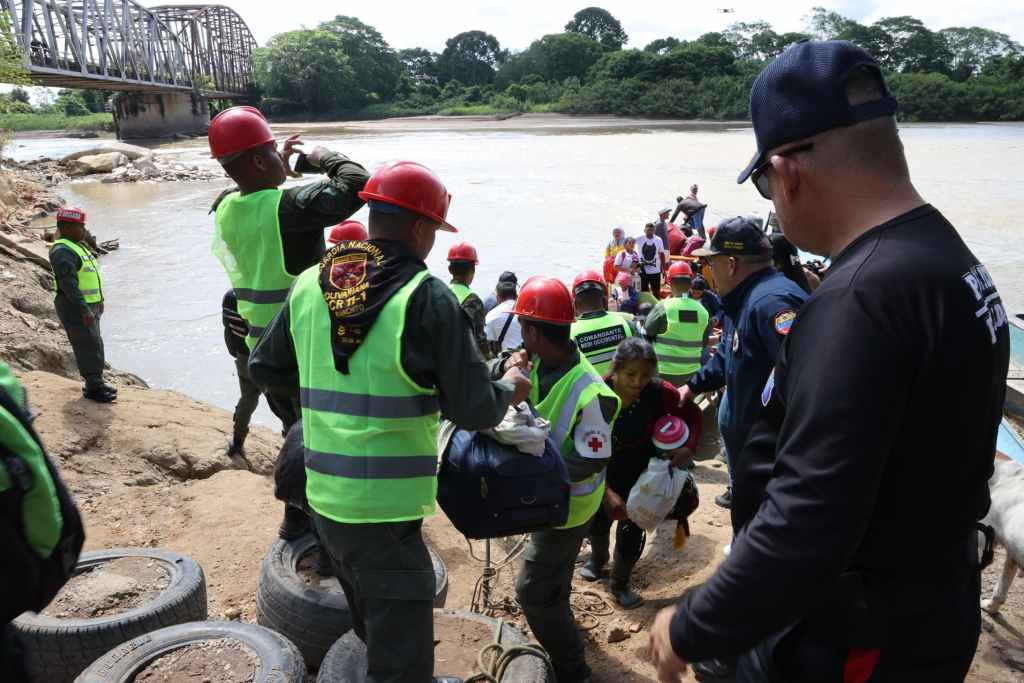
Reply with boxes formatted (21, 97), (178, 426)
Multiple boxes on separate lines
(773, 309), (796, 335)
(761, 368), (775, 407)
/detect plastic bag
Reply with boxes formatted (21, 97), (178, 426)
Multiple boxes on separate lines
(627, 458), (688, 532)
(481, 401), (551, 456)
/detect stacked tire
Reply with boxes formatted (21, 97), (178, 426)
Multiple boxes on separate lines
(12, 548), (206, 683)
(256, 532), (449, 668)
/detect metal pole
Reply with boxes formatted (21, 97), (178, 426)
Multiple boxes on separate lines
(483, 538), (492, 609)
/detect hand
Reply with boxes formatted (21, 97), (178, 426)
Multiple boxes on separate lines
(603, 488), (628, 521)
(647, 605), (689, 682)
(502, 350), (530, 374)
(280, 134), (303, 177)
(678, 384), (695, 407)
(305, 145), (330, 169)
(82, 312), (95, 327)
(669, 447), (695, 469)
(503, 366), (532, 405)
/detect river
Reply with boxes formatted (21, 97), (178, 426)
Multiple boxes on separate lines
(10, 115), (1024, 426)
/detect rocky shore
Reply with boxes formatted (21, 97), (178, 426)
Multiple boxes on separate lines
(7, 141), (222, 185)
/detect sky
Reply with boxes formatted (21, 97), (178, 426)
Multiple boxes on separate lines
(208, 0), (1024, 53)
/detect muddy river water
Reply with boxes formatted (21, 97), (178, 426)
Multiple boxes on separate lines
(10, 115), (1024, 425)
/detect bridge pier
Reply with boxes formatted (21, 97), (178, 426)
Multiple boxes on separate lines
(113, 92), (209, 140)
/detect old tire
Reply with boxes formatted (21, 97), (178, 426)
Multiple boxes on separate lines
(13, 547), (206, 683)
(316, 609), (552, 682)
(74, 620), (304, 682)
(255, 532), (448, 668)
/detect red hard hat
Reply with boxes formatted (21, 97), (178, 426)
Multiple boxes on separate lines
(615, 273), (632, 288)
(447, 242), (479, 264)
(572, 269), (607, 298)
(668, 261), (694, 280)
(56, 206), (86, 224)
(358, 161), (457, 233)
(208, 106), (275, 160)
(514, 276), (575, 325)
(328, 220), (368, 244)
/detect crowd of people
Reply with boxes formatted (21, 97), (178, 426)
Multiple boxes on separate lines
(3, 39), (1010, 683)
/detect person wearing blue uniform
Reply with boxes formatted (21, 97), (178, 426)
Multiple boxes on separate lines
(680, 218), (808, 514)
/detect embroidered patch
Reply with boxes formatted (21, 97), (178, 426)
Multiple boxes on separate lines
(329, 251), (368, 290)
(761, 368), (775, 407)
(773, 309), (796, 335)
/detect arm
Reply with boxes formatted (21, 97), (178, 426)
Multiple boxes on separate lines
(247, 301), (299, 395)
(278, 151), (370, 232)
(406, 279), (514, 430)
(643, 301), (669, 339)
(669, 294), (910, 660)
(670, 204), (683, 224)
(686, 334), (727, 394)
(568, 395), (615, 481)
(49, 247), (90, 317)
(462, 293), (491, 360)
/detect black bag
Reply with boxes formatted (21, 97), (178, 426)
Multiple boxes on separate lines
(667, 472), (699, 521)
(0, 384), (84, 624)
(437, 427), (570, 539)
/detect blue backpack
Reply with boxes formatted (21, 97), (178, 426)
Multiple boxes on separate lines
(437, 428), (570, 539)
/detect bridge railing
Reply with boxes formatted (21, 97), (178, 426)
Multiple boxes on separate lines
(1, 0), (254, 96)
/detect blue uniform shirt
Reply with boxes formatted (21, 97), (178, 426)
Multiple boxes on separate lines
(687, 269), (807, 461)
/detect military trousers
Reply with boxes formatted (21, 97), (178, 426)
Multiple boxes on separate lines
(231, 353), (260, 439)
(54, 296), (105, 389)
(311, 513), (435, 683)
(516, 521), (591, 681)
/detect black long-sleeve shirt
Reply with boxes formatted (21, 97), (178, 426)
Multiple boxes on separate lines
(248, 263), (515, 431)
(670, 205), (1010, 661)
(209, 151), (369, 276)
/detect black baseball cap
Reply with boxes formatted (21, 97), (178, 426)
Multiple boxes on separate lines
(692, 217), (770, 257)
(737, 40), (898, 184)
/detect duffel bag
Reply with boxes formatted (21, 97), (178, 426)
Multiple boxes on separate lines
(437, 422), (569, 539)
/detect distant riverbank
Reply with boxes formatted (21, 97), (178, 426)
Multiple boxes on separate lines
(0, 112), (113, 133)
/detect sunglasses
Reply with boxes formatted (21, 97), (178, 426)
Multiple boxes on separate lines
(751, 142), (814, 200)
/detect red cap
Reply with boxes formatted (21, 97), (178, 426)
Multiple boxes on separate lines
(56, 206), (86, 224)
(327, 220), (368, 244)
(208, 106), (275, 160)
(652, 415), (689, 451)
(447, 242), (479, 264)
(514, 276), (575, 325)
(667, 261), (693, 280)
(572, 269), (607, 298)
(358, 161), (457, 233)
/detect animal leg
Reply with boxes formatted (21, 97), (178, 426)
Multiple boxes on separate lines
(982, 553), (1018, 615)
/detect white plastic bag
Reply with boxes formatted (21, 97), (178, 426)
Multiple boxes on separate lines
(627, 458), (688, 532)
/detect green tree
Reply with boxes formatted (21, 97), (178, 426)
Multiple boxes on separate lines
(530, 33), (606, 82)
(253, 29), (358, 115)
(656, 42), (738, 80)
(1, 11), (29, 86)
(565, 7), (628, 50)
(644, 38), (680, 55)
(939, 27), (1021, 80)
(722, 21), (783, 61)
(55, 90), (90, 116)
(318, 16), (401, 100)
(399, 48), (438, 85)
(10, 86), (29, 103)
(436, 31), (506, 86)
(872, 16), (952, 74)
(588, 49), (660, 81)
(803, 7), (857, 40)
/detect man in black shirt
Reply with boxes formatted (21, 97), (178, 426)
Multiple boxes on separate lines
(648, 40), (1010, 682)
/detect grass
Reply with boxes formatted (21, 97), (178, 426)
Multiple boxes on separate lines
(0, 112), (114, 132)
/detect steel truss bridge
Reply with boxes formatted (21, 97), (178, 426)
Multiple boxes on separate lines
(1, 1), (256, 98)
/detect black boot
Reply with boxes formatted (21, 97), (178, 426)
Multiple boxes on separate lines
(278, 505), (310, 541)
(579, 536), (609, 581)
(714, 487), (732, 509)
(83, 385), (117, 403)
(609, 551), (643, 609)
(692, 656), (737, 681)
(226, 432), (247, 457)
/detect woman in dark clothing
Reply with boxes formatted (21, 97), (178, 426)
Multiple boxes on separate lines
(579, 338), (703, 608)
(769, 232), (817, 293)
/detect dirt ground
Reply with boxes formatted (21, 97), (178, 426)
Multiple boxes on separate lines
(18, 368), (1023, 682)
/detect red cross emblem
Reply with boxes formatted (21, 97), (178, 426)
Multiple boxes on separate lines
(587, 436), (604, 453)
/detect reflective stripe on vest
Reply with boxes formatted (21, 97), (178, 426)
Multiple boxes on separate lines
(530, 355), (620, 529)
(570, 312), (634, 376)
(51, 239), (102, 304)
(290, 265), (439, 524)
(449, 281), (472, 305)
(213, 189), (293, 350)
(654, 296), (708, 378)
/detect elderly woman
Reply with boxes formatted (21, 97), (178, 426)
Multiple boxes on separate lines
(579, 338), (702, 608)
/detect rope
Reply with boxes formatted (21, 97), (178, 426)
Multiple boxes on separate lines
(569, 588), (614, 631)
(467, 536), (528, 616)
(465, 619), (555, 683)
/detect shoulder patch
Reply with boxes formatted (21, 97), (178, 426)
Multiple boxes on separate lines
(773, 309), (796, 335)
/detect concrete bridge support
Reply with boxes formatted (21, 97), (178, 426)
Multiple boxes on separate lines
(113, 92), (210, 140)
